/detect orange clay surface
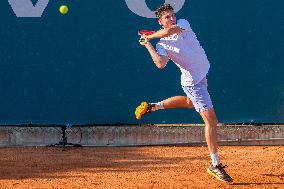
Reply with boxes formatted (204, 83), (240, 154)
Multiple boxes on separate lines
(0, 146), (284, 189)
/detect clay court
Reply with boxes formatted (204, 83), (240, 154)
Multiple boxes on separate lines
(0, 146), (283, 189)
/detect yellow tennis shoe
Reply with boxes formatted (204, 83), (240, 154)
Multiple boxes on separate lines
(135, 102), (153, 120)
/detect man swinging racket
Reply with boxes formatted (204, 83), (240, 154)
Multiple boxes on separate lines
(135, 4), (233, 182)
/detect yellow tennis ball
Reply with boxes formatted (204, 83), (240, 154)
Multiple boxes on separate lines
(59, 5), (68, 15)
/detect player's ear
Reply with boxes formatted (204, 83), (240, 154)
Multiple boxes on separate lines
(158, 19), (162, 26)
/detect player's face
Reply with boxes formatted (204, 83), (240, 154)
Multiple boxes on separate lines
(158, 10), (176, 29)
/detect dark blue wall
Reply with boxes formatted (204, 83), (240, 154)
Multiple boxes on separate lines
(0, 0), (284, 124)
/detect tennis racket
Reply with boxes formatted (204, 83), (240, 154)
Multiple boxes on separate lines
(138, 30), (155, 43)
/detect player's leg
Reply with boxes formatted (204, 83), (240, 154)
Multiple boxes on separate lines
(199, 108), (232, 182)
(200, 108), (218, 154)
(183, 77), (232, 182)
(161, 96), (193, 109)
(135, 96), (193, 120)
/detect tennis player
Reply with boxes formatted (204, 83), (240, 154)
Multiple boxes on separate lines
(135, 4), (233, 182)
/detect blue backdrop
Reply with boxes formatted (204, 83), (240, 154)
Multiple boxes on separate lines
(0, 0), (284, 125)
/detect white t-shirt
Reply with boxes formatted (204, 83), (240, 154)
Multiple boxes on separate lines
(156, 19), (210, 86)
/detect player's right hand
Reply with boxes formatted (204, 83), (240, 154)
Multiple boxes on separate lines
(139, 36), (148, 46)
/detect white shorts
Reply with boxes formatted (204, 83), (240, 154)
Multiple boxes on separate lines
(182, 77), (213, 112)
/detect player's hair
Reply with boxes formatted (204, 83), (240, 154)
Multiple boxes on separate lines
(155, 4), (174, 19)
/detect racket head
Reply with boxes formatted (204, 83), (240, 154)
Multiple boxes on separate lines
(138, 30), (155, 35)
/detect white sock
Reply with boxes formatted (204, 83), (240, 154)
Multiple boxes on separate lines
(150, 102), (164, 111)
(210, 152), (220, 167)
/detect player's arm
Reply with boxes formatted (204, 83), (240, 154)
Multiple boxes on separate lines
(140, 39), (168, 69)
(147, 25), (183, 40)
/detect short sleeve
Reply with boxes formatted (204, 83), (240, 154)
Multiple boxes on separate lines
(177, 19), (190, 31)
(156, 43), (167, 57)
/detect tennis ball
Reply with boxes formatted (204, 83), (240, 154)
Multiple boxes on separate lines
(59, 5), (69, 15)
